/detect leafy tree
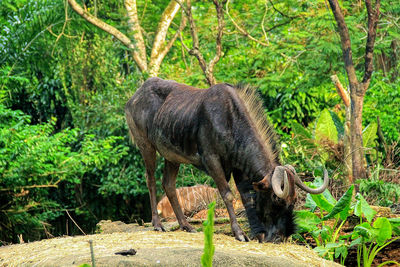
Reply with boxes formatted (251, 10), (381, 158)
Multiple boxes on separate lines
(327, 0), (380, 180)
(67, 0), (186, 77)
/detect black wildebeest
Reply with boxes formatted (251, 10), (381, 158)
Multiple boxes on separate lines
(125, 77), (329, 242)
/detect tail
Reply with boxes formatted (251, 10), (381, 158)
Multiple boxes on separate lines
(125, 107), (136, 145)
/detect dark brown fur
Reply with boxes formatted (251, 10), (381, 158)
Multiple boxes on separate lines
(125, 77), (295, 242)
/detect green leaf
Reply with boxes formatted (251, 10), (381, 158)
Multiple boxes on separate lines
(310, 192), (335, 213)
(373, 217), (392, 246)
(313, 245), (330, 258)
(323, 185), (354, 221)
(388, 218), (400, 235)
(201, 201), (216, 267)
(292, 121), (315, 149)
(329, 111), (344, 140)
(305, 193), (318, 212)
(315, 109), (338, 144)
(354, 193), (376, 223)
(353, 222), (373, 241)
(312, 176), (337, 205)
(334, 244), (348, 259)
(362, 123), (378, 148)
(295, 210), (321, 232)
(350, 236), (363, 248)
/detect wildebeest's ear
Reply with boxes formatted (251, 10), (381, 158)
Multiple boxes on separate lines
(252, 181), (269, 191)
(252, 175), (270, 191)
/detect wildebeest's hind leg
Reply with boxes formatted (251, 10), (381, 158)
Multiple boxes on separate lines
(162, 159), (196, 233)
(138, 142), (165, 232)
(203, 156), (249, 242)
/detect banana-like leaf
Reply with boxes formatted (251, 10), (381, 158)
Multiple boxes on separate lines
(329, 111), (344, 140)
(373, 217), (392, 246)
(362, 122), (378, 148)
(292, 121), (316, 149)
(295, 210), (321, 233)
(323, 185), (354, 221)
(315, 109), (338, 144)
(354, 193), (376, 223)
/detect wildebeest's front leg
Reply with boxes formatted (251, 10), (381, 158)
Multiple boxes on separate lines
(203, 155), (249, 242)
(162, 159), (196, 233)
(233, 170), (267, 242)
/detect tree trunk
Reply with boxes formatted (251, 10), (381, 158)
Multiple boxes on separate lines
(328, 0), (380, 182)
(350, 89), (367, 180)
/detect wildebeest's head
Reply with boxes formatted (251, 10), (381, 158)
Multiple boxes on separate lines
(253, 165), (329, 243)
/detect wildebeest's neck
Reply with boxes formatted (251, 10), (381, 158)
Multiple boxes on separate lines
(226, 88), (279, 181)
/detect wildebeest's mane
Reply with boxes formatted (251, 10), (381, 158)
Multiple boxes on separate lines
(230, 83), (279, 162)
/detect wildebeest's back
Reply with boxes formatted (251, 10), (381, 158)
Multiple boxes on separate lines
(150, 84), (206, 163)
(126, 77), (209, 164)
(125, 77), (189, 138)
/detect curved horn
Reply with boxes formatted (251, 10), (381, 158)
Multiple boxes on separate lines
(271, 166), (289, 199)
(293, 168), (329, 194)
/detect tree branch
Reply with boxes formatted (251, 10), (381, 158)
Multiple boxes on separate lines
(225, 0), (269, 47)
(149, 0), (182, 76)
(149, 10), (187, 75)
(178, 0), (227, 85)
(331, 75), (350, 107)
(327, 0), (359, 89)
(362, 0), (381, 89)
(184, 0), (208, 74)
(124, 0), (147, 69)
(67, 0), (147, 72)
(208, 0), (227, 82)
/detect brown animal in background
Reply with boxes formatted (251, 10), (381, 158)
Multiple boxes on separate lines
(157, 185), (217, 220)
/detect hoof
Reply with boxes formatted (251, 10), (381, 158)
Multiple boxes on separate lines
(235, 233), (249, 242)
(154, 225), (166, 232)
(182, 225), (196, 233)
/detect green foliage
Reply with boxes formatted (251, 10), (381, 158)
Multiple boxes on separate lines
(296, 183), (400, 266)
(362, 123), (378, 148)
(358, 165), (400, 207)
(297, 185), (354, 263)
(201, 201), (216, 267)
(0, 104), (128, 242)
(364, 73), (400, 143)
(351, 218), (400, 267)
(315, 109), (338, 144)
(285, 108), (382, 177)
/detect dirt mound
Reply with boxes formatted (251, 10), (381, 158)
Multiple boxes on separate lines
(0, 221), (342, 267)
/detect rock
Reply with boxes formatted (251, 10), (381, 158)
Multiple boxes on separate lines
(96, 219), (180, 233)
(0, 229), (342, 267)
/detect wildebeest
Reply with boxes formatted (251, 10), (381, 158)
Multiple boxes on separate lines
(125, 77), (329, 242)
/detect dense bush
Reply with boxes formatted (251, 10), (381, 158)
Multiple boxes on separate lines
(0, 104), (127, 243)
